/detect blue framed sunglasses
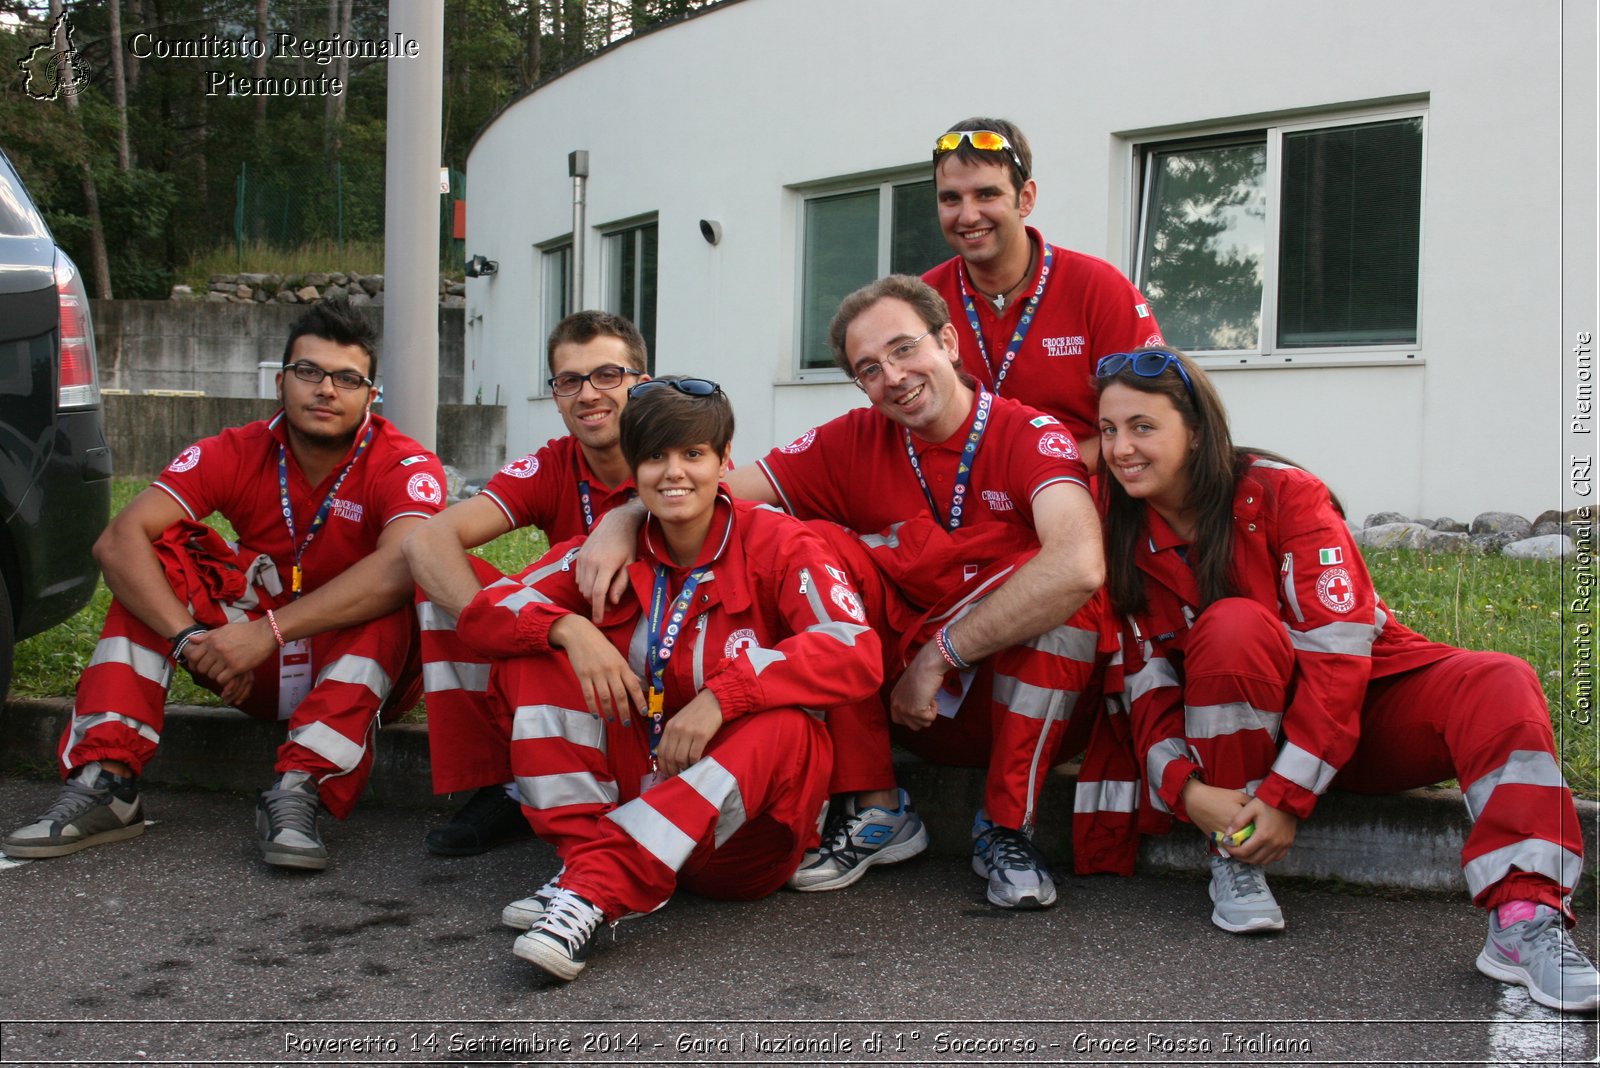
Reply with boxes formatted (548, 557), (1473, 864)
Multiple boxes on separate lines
(1095, 349), (1196, 403)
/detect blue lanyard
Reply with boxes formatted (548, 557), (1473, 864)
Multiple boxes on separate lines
(957, 241), (1054, 394)
(902, 388), (993, 532)
(577, 479), (595, 533)
(276, 421), (374, 597)
(645, 563), (709, 761)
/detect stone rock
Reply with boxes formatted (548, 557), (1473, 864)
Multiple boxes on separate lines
(302, 272), (331, 287)
(361, 274), (383, 294)
(295, 285), (320, 302)
(1364, 511), (1411, 528)
(323, 284), (348, 301)
(209, 281), (234, 293)
(371, 291), (385, 306)
(331, 272), (348, 285)
(205, 291), (229, 302)
(1470, 531), (1521, 554)
(1470, 511), (1532, 538)
(169, 284), (194, 299)
(1431, 516), (1468, 533)
(233, 284), (252, 299)
(446, 282), (465, 296)
(1502, 534), (1573, 561)
(442, 465), (465, 501)
(1566, 507), (1595, 523)
(347, 291), (372, 306)
(238, 272), (270, 287)
(1419, 530), (1473, 554)
(1532, 518), (1565, 536)
(442, 294), (466, 309)
(275, 289), (299, 303)
(208, 273), (230, 285)
(1355, 522), (1428, 549)
(461, 478), (486, 499)
(1533, 509), (1566, 530)
(253, 288), (269, 303)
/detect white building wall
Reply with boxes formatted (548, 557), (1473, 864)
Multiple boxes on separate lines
(464, 0), (1594, 522)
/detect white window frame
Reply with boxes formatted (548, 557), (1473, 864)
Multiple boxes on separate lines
(1131, 104), (1428, 371)
(600, 213), (658, 374)
(791, 169), (942, 381)
(532, 237), (573, 399)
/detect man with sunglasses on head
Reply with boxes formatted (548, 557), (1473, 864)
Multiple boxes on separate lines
(402, 311), (649, 856)
(924, 118), (1164, 472)
(3, 300), (447, 871)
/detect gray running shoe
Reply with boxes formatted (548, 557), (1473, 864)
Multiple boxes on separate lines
(513, 888), (606, 981)
(1476, 903), (1600, 1012)
(502, 871), (564, 930)
(1, 762), (143, 858)
(255, 771), (326, 871)
(1207, 853), (1285, 933)
(787, 789), (929, 892)
(971, 814), (1057, 909)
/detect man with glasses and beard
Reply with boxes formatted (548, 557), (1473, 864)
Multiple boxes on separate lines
(402, 311), (650, 857)
(3, 300), (446, 871)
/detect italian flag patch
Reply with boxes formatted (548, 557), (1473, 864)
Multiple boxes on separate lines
(1319, 547), (1343, 566)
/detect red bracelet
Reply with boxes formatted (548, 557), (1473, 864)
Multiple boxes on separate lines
(266, 608), (286, 647)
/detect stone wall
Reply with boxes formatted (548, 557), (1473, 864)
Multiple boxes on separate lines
(104, 395), (506, 482)
(92, 300), (465, 404)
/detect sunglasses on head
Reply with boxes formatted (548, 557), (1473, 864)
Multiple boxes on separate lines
(1095, 350), (1197, 404)
(932, 129), (1027, 179)
(627, 378), (723, 400)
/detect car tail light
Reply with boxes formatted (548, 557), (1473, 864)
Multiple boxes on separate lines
(54, 254), (100, 409)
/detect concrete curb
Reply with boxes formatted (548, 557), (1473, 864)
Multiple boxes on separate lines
(3, 696), (1594, 900)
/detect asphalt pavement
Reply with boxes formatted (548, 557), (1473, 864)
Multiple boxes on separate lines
(0, 776), (1594, 1067)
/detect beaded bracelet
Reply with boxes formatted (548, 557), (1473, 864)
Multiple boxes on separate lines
(265, 608), (286, 648)
(934, 626), (972, 672)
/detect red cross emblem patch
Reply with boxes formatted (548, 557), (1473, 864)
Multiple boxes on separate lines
(1315, 566), (1355, 614)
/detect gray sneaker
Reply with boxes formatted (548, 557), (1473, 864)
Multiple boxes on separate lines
(971, 813), (1057, 909)
(1208, 853), (1285, 933)
(1477, 903), (1600, 1012)
(1, 762), (143, 858)
(513, 888), (607, 982)
(502, 872), (564, 930)
(788, 789), (929, 892)
(255, 771), (326, 871)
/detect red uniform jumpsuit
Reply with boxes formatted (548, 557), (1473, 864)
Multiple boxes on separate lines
(60, 412), (446, 818)
(454, 494), (883, 918)
(757, 392), (1112, 838)
(418, 436), (635, 793)
(1118, 457), (1582, 916)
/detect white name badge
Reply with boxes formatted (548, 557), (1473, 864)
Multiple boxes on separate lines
(277, 638), (313, 720)
(935, 668), (977, 719)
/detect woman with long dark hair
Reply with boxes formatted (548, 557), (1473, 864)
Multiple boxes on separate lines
(1095, 348), (1597, 1012)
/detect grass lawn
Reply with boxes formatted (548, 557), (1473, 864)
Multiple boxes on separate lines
(12, 480), (1596, 797)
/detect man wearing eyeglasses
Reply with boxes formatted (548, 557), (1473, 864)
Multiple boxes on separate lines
(401, 311), (649, 857)
(3, 301), (447, 871)
(924, 118), (1165, 472)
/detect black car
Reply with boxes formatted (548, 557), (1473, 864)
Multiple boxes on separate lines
(0, 147), (112, 696)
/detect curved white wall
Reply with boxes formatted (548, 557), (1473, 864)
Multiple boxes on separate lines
(464, 0), (1594, 522)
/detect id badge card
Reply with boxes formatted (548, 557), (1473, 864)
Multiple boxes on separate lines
(935, 667), (977, 719)
(639, 769), (663, 793)
(277, 638), (313, 720)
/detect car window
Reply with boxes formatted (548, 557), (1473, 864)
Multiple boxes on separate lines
(0, 156), (49, 239)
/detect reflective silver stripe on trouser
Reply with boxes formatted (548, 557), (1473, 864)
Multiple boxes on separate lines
(62, 712), (163, 771)
(1463, 839), (1584, 898)
(422, 660), (490, 694)
(416, 600), (458, 631)
(287, 720), (367, 773)
(1145, 737), (1190, 814)
(512, 704), (617, 810)
(1185, 702), (1283, 741)
(1127, 655), (1179, 704)
(1074, 779), (1137, 815)
(1464, 749), (1569, 822)
(91, 636), (174, 688)
(315, 655), (394, 700)
(993, 671), (1078, 833)
(607, 757), (748, 871)
(1272, 741), (1338, 796)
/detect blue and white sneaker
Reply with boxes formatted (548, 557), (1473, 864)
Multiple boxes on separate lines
(787, 789), (929, 892)
(971, 809), (1057, 909)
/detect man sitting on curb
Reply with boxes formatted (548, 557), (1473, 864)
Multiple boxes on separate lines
(403, 311), (648, 856)
(1, 300), (446, 870)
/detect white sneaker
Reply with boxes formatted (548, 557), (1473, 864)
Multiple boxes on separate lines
(1207, 853), (1284, 933)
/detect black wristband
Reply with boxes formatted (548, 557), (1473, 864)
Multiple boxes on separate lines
(170, 624), (207, 666)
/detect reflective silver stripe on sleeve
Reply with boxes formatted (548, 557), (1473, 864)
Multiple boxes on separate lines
(858, 522), (904, 550)
(1185, 701), (1283, 741)
(627, 617), (649, 678)
(63, 711), (162, 769)
(692, 616), (708, 691)
(518, 770), (619, 811)
(809, 620), (871, 647)
(742, 646), (786, 676)
(1286, 620), (1375, 657)
(1127, 656), (1179, 703)
(494, 585), (555, 614)
(315, 655), (394, 699)
(992, 673), (1077, 722)
(1463, 839), (1584, 898)
(287, 720), (367, 772)
(90, 636), (174, 688)
(423, 661), (489, 694)
(1074, 779), (1137, 814)
(1146, 736), (1189, 793)
(512, 704), (606, 751)
(1250, 458), (1297, 471)
(416, 600), (458, 631)
(1273, 741), (1339, 795)
(1029, 624), (1099, 665)
(679, 757), (747, 847)
(1464, 749), (1568, 822)
(521, 549), (580, 588)
(608, 796), (699, 872)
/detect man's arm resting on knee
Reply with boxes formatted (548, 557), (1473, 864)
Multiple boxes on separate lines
(402, 495), (513, 619)
(93, 487), (201, 642)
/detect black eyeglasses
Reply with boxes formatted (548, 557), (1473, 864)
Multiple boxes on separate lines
(627, 378), (723, 399)
(1095, 350), (1196, 403)
(285, 361), (372, 391)
(548, 364), (644, 397)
